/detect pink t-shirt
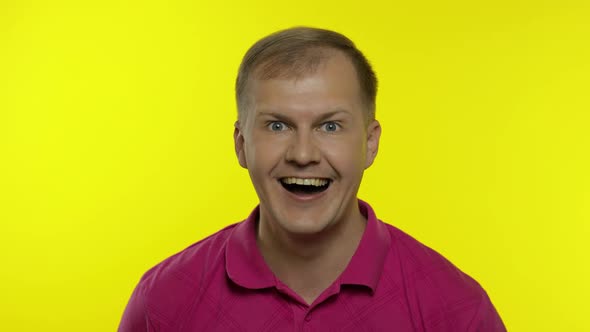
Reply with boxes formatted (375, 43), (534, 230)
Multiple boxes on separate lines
(119, 200), (506, 331)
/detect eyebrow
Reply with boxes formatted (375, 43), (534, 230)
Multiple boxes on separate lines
(257, 109), (351, 123)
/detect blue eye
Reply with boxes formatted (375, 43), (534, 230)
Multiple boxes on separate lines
(269, 121), (286, 131)
(322, 121), (340, 132)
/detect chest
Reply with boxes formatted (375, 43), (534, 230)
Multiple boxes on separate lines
(174, 286), (417, 332)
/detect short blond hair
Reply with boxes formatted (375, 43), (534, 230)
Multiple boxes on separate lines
(235, 27), (378, 122)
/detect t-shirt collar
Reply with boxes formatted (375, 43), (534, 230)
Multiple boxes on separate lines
(225, 199), (391, 292)
(339, 199), (391, 292)
(225, 206), (275, 289)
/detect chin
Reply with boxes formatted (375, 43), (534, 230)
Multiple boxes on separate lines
(279, 219), (331, 235)
(259, 192), (343, 236)
(273, 209), (337, 236)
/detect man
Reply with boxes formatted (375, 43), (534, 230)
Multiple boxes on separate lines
(119, 27), (506, 331)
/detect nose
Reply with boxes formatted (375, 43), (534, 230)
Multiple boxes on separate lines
(285, 130), (321, 166)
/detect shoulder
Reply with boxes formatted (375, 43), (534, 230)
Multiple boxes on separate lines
(142, 222), (238, 281)
(133, 223), (240, 327)
(381, 222), (505, 331)
(384, 223), (467, 276)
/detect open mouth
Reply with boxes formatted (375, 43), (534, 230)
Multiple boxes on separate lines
(279, 177), (331, 195)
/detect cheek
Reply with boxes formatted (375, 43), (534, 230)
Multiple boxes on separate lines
(246, 135), (286, 166)
(322, 137), (367, 171)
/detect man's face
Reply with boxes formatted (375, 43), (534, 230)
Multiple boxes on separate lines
(234, 51), (381, 235)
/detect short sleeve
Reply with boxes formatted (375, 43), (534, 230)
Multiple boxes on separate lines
(118, 282), (150, 332)
(466, 292), (507, 332)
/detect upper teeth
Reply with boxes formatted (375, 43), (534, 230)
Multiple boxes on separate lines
(281, 177), (329, 186)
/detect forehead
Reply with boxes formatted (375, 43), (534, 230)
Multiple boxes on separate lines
(247, 52), (364, 119)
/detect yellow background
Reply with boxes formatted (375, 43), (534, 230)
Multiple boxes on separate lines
(1, 0), (588, 330)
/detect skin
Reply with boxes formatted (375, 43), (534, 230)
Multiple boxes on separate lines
(234, 51), (381, 305)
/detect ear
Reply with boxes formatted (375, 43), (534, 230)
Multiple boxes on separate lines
(365, 119), (381, 169)
(234, 121), (248, 169)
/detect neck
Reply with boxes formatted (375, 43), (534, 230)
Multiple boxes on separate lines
(256, 203), (366, 304)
